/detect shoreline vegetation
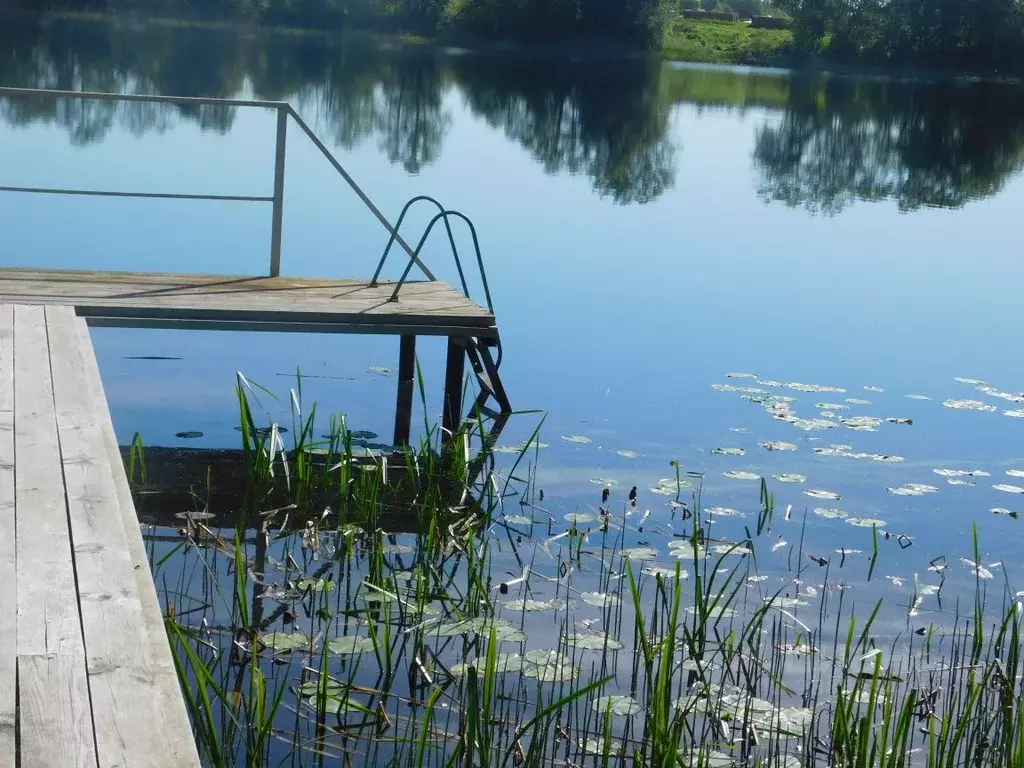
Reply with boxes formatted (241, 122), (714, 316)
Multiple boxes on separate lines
(13, 4), (1024, 78)
(9, 7), (796, 67)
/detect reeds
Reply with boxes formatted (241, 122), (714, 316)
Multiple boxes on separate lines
(136, 375), (1024, 767)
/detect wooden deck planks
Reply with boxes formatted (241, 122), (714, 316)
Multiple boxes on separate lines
(1, 302), (200, 767)
(0, 268), (495, 329)
(0, 306), (15, 768)
(17, 654), (96, 768)
(46, 306), (195, 767)
(70, 313), (201, 767)
(12, 304), (98, 767)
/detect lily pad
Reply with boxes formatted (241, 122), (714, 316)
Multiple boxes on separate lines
(846, 517), (886, 528)
(449, 653), (525, 677)
(616, 449), (639, 458)
(787, 382), (846, 393)
(724, 470), (760, 481)
(774, 473), (807, 483)
(1005, 410), (1024, 418)
(1006, 470), (1024, 478)
(503, 514), (534, 525)
(306, 695), (366, 715)
(943, 399), (996, 412)
(261, 632), (310, 653)
(934, 468), (990, 478)
(564, 632), (625, 651)
(727, 372), (759, 379)
(805, 489), (841, 500)
(593, 695), (642, 716)
(711, 542), (752, 555)
(565, 512), (598, 524)
(814, 507), (847, 519)
(581, 591), (621, 607)
(525, 661), (578, 682)
(327, 635), (377, 655)
(761, 441), (797, 452)
(368, 366), (394, 375)
(887, 483), (938, 496)
(561, 434), (592, 444)
(506, 598), (575, 612)
(589, 477), (619, 486)
(846, 398), (872, 405)
(712, 447), (746, 456)
(706, 506), (743, 517)
(905, 393), (931, 400)
(622, 546), (658, 561)
(434, 618), (526, 642)
(768, 596), (808, 609)
(644, 564), (688, 579)
(580, 737), (624, 756)
(994, 484), (1024, 494)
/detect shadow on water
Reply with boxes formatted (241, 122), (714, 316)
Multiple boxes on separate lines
(5, 14), (1024, 209)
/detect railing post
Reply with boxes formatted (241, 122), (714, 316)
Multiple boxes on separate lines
(269, 106), (288, 277)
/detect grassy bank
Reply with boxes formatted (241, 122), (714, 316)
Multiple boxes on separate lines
(37, 8), (791, 67)
(663, 17), (793, 66)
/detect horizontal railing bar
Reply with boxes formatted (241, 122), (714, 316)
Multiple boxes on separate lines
(283, 105), (438, 282)
(0, 185), (272, 202)
(0, 86), (288, 110)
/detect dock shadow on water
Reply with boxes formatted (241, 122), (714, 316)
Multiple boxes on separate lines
(133, 372), (1024, 767)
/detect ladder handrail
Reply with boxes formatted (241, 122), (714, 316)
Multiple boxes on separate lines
(370, 195), (466, 293)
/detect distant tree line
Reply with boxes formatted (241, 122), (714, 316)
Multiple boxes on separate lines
(4, 0), (1024, 74)
(777, 0), (1024, 70)
(0, 0), (670, 45)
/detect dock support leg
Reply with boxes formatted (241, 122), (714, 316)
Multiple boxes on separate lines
(393, 335), (416, 446)
(442, 337), (465, 443)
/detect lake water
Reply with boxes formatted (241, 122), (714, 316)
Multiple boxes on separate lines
(3, 15), (1024, 763)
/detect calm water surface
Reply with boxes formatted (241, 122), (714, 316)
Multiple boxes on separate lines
(3, 17), (1024, 669)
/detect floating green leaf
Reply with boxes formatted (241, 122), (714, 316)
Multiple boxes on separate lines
(564, 632), (625, 651)
(327, 635), (377, 655)
(261, 632), (310, 653)
(593, 695), (642, 716)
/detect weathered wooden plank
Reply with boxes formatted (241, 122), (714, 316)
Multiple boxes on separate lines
(13, 304), (84, 657)
(16, 653), (96, 768)
(0, 286), (490, 319)
(13, 304), (96, 766)
(46, 306), (195, 767)
(0, 316), (14, 767)
(0, 268), (494, 328)
(0, 304), (11, 413)
(71, 316), (201, 766)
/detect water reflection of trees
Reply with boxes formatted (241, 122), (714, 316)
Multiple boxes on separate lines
(453, 57), (675, 204)
(752, 76), (1024, 213)
(5, 17), (1024, 209)
(0, 18), (672, 200)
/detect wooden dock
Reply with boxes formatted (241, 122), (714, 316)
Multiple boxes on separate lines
(0, 268), (498, 338)
(0, 266), (509, 446)
(1, 303), (201, 767)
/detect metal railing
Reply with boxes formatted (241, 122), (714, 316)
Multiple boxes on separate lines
(0, 86), (434, 281)
(370, 195), (495, 314)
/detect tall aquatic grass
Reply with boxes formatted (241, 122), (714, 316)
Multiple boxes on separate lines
(132, 375), (1024, 768)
